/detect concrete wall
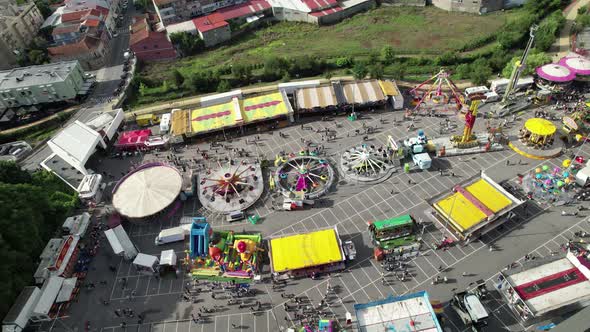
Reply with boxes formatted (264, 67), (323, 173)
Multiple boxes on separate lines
(199, 25), (231, 47)
(381, 0), (425, 6)
(430, 0), (503, 13)
(316, 0), (374, 25)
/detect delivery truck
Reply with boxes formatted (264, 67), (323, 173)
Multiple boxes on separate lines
(155, 226), (187, 245)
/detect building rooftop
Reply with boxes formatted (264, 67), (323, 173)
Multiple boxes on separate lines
(354, 291), (443, 332)
(0, 61), (80, 90)
(503, 253), (590, 316)
(48, 35), (102, 57)
(192, 13), (229, 33)
(217, 0), (271, 20)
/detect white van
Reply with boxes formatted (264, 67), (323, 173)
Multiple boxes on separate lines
(483, 91), (500, 103)
(155, 226), (186, 245)
(160, 113), (171, 133)
(464, 86), (489, 99)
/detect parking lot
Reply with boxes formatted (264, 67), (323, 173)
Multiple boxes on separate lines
(32, 103), (590, 332)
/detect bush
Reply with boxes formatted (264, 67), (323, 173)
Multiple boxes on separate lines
(169, 32), (205, 56)
(434, 51), (458, 66)
(335, 56), (353, 68)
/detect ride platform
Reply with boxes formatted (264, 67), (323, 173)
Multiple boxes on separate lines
(508, 135), (564, 160)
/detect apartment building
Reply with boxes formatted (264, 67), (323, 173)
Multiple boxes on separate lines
(0, 0), (45, 70)
(0, 61), (86, 109)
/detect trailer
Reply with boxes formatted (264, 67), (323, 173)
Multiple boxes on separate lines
(155, 226), (187, 245)
(368, 215), (421, 261)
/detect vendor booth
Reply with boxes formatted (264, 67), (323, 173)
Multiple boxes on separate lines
(133, 253), (159, 275)
(159, 249), (177, 274)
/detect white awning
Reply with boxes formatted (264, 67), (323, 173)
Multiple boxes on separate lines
(160, 249), (177, 266)
(104, 228), (124, 255)
(55, 277), (78, 303)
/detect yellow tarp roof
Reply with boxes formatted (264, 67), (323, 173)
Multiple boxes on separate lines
(170, 110), (189, 136)
(466, 179), (512, 213)
(378, 80), (400, 96)
(190, 101), (237, 134)
(241, 92), (288, 123)
(524, 118), (556, 136)
(434, 179), (513, 233)
(434, 192), (487, 233)
(270, 228), (343, 273)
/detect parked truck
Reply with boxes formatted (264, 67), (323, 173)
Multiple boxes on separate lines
(155, 226), (188, 245)
(136, 114), (160, 127)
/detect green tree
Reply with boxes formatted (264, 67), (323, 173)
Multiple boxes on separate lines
(263, 56), (288, 80)
(390, 63), (406, 80)
(434, 51), (458, 66)
(139, 82), (147, 96)
(455, 63), (471, 80)
(35, 0), (52, 19)
(0, 164), (77, 319)
(335, 56), (353, 68)
(231, 64), (252, 82)
(162, 80), (170, 93)
(468, 58), (493, 86)
(368, 63), (384, 80)
(217, 80), (232, 92)
(172, 70), (184, 87)
(351, 61), (368, 80)
(169, 32), (205, 56)
(380, 45), (396, 65)
(501, 51), (552, 78)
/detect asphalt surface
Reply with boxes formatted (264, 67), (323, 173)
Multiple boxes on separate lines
(27, 100), (590, 332)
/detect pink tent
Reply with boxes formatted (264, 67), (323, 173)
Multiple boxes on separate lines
(559, 56), (590, 76)
(115, 129), (151, 150)
(535, 64), (576, 82)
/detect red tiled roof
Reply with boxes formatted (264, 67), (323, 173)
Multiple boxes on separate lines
(94, 5), (109, 17)
(309, 5), (342, 17)
(131, 17), (149, 34)
(48, 36), (101, 57)
(303, 0), (337, 11)
(61, 9), (91, 22)
(52, 23), (81, 35)
(192, 13), (228, 33)
(83, 18), (100, 27)
(217, 0), (271, 21)
(129, 29), (149, 46)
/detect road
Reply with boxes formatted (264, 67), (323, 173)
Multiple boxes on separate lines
(550, 0), (590, 59)
(19, 5), (134, 172)
(30, 100), (590, 332)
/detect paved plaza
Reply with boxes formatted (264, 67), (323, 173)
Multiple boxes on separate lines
(30, 103), (590, 332)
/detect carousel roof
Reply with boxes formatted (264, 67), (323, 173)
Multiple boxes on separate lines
(524, 118), (556, 137)
(559, 56), (590, 76)
(535, 64), (576, 82)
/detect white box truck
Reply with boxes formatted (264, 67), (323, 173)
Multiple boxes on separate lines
(155, 226), (186, 245)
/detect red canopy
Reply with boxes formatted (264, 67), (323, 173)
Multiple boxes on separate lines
(115, 129), (151, 150)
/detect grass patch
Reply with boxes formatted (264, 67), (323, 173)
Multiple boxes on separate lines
(140, 6), (520, 84)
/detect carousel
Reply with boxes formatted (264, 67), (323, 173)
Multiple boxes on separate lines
(559, 56), (590, 82)
(340, 144), (396, 183)
(518, 118), (556, 149)
(197, 160), (264, 214)
(534, 63), (576, 92)
(274, 152), (335, 200)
